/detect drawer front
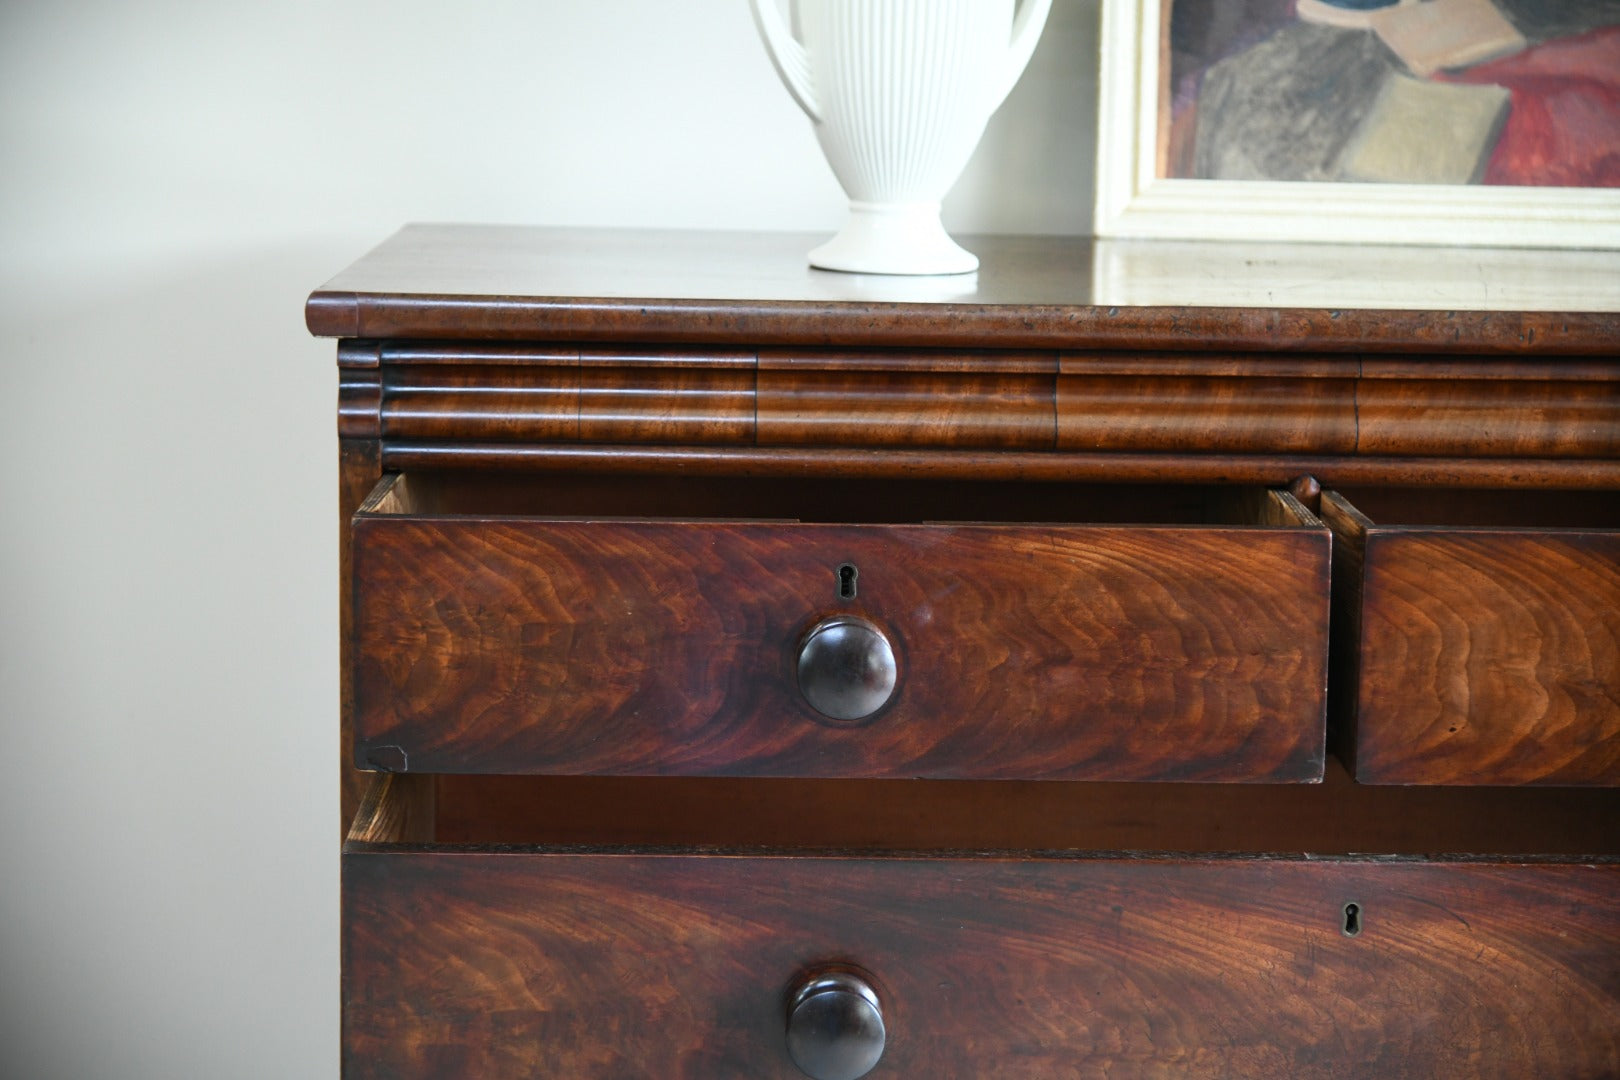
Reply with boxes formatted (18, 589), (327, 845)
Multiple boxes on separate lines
(1325, 491), (1620, 786)
(343, 848), (1620, 1078)
(352, 481), (1329, 782)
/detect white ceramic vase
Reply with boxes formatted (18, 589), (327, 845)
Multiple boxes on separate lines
(750, 0), (1053, 275)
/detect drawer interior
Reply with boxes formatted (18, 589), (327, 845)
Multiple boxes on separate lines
(350, 761), (1620, 857)
(1331, 486), (1620, 529)
(363, 471), (1320, 527)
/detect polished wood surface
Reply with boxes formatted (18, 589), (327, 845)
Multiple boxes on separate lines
(1328, 489), (1620, 786)
(307, 227), (1620, 350)
(345, 779), (1620, 1080)
(352, 475), (1328, 782)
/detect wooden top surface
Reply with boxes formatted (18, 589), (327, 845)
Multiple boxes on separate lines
(307, 225), (1620, 352)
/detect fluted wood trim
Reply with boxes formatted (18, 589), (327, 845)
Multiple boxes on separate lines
(364, 343), (1620, 464)
(1357, 378), (1620, 458)
(336, 341), (382, 439)
(759, 368), (1056, 449)
(581, 364), (755, 445)
(384, 364), (579, 442)
(1058, 373), (1357, 454)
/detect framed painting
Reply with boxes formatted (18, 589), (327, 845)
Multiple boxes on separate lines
(1096, 0), (1620, 246)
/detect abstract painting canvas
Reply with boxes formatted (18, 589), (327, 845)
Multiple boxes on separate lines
(1096, 0), (1620, 246)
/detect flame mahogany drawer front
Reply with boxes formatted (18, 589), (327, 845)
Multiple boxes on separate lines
(351, 474), (1329, 782)
(1324, 488), (1620, 786)
(342, 774), (1620, 1080)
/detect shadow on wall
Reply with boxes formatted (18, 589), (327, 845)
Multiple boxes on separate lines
(948, 0), (1102, 235)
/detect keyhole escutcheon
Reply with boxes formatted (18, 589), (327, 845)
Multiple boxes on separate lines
(837, 563), (858, 600)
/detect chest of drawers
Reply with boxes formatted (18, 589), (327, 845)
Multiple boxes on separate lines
(311, 227), (1620, 1078)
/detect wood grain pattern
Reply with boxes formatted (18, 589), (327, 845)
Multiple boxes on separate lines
(580, 348), (754, 445)
(1253, 488), (1315, 528)
(348, 772), (434, 845)
(384, 362), (579, 442)
(350, 478), (1329, 782)
(757, 368), (1054, 449)
(1357, 377), (1620, 458)
(344, 836), (1620, 1077)
(1329, 490), (1620, 786)
(377, 345), (757, 445)
(1057, 374), (1356, 453)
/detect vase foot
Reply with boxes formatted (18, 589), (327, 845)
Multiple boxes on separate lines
(809, 202), (978, 276)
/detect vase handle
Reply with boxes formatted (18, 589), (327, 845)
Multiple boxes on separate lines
(749, 0), (820, 122)
(990, 0), (1053, 115)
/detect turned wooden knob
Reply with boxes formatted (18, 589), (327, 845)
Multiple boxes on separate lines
(797, 617), (897, 722)
(785, 971), (886, 1080)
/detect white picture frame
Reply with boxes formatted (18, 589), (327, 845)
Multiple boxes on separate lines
(1094, 0), (1620, 249)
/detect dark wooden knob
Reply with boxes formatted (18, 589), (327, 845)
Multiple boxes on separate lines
(786, 971), (886, 1080)
(797, 616), (897, 722)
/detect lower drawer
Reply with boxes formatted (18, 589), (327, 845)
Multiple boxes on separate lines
(344, 774), (1620, 1079)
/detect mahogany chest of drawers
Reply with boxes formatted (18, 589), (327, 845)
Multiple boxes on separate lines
(311, 227), (1620, 1078)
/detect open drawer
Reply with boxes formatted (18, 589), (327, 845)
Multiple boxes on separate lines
(1323, 488), (1620, 786)
(351, 475), (1329, 782)
(344, 772), (1620, 1078)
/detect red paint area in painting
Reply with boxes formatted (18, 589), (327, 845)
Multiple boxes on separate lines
(1439, 27), (1620, 188)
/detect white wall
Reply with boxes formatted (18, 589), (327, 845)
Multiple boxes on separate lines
(0, 2), (1098, 1075)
